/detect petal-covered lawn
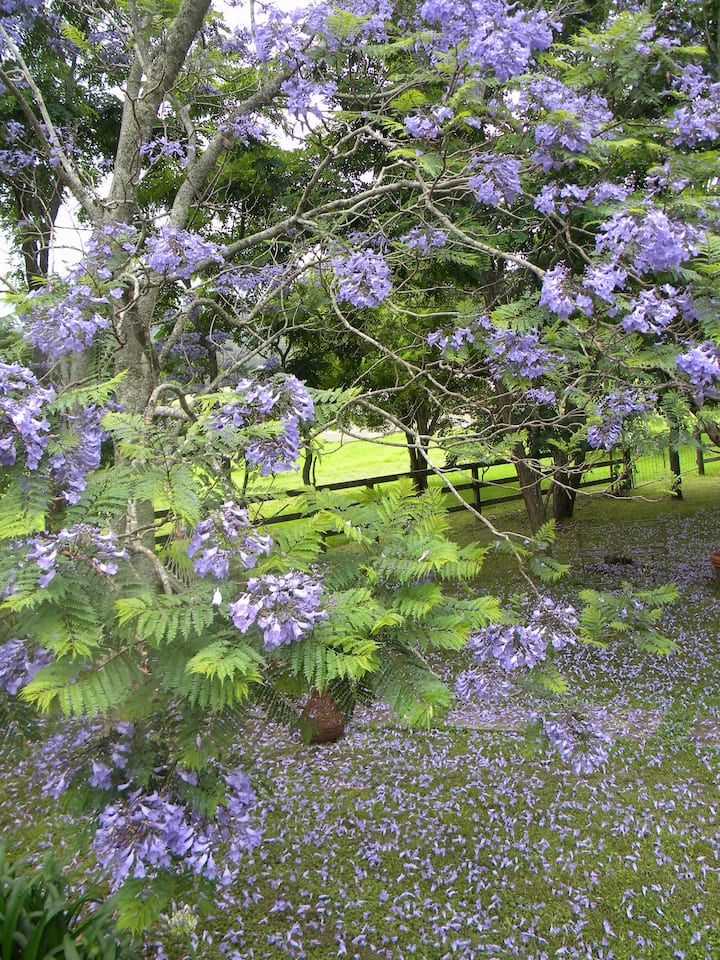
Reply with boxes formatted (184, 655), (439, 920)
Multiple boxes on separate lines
(2, 495), (720, 959)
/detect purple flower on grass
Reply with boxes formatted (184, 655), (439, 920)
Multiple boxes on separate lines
(542, 710), (612, 774)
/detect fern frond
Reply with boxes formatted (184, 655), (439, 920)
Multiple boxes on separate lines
(32, 595), (103, 657)
(186, 640), (265, 683)
(22, 653), (143, 716)
(370, 647), (450, 726)
(115, 593), (215, 647)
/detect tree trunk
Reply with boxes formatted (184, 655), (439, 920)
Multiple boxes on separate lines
(551, 450), (583, 521)
(668, 431), (683, 500)
(406, 433), (428, 493)
(513, 447), (547, 533)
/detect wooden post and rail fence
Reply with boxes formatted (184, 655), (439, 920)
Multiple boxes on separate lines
(156, 442), (720, 534)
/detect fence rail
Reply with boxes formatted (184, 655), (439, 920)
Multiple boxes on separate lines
(246, 457), (618, 527)
(156, 440), (720, 535)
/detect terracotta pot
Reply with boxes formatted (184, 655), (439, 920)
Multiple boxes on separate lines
(711, 553), (720, 584)
(300, 689), (345, 744)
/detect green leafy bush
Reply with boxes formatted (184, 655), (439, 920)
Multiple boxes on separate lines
(0, 845), (137, 960)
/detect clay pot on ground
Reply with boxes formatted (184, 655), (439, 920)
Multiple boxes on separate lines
(300, 689), (346, 744)
(710, 553), (720, 584)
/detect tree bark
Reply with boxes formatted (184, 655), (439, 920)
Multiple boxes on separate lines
(513, 447), (547, 533)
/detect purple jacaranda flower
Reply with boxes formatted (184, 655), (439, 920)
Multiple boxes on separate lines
(187, 502), (273, 580)
(331, 249), (392, 307)
(228, 571), (327, 650)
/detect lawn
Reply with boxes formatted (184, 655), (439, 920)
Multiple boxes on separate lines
(2, 478), (720, 959)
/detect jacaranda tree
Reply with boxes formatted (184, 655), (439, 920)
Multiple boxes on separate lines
(0, 0), (718, 933)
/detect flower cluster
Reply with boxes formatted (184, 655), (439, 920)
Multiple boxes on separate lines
(534, 180), (631, 215)
(427, 321), (480, 353)
(49, 405), (105, 503)
(668, 68), (720, 147)
(596, 208), (704, 276)
(21, 222), (140, 360)
(187, 501), (273, 580)
(228, 571), (327, 651)
(517, 77), (612, 168)
(456, 596), (578, 712)
(403, 105), (453, 140)
(621, 285), (690, 336)
(400, 226), (447, 251)
(0, 119), (40, 176)
(138, 136), (188, 164)
(587, 389), (656, 451)
(0, 638), (52, 695)
(468, 153), (522, 207)
(487, 324), (559, 380)
(465, 605), (576, 675)
(94, 769), (259, 890)
(212, 373), (314, 475)
(20, 525), (128, 588)
(0, 361), (55, 469)
(676, 341), (720, 403)
(143, 226), (225, 280)
(419, 0), (555, 81)
(540, 263), (580, 320)
(582, 262), (627, 305)
(428, 315), (559, 381)
(330, 249), (392, 308)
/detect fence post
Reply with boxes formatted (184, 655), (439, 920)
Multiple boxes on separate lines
(471, 465), (482, 513)
(696, 430), (705, 475)
(668, 430), (683, 499)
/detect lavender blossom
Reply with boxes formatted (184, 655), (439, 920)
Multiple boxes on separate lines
(419, 0), (555, 81)
(21, 524), (128, 588)
(21, 223), (139, 359)
(331, 249), (392, 308)
(211, 373), (314, 475)
(0, 361), (55, 469)
(540, 263), (577, 319)
(187, 502), (272, 580)
(47, 405), (105, 503)
(400, 227), (447, 251)
(620, 287), (684, 335)
(587, 390), (656, 451)
(489, 325), (560, 380)
(0, 638), (53, 695)
(596, 209), (704, 276)
(468, 153), (522, 207)
(464, 595), (577, 675)
(143, 226), (225, 280)
(676, 342), (720, 403)
(228, 571), (327, 651)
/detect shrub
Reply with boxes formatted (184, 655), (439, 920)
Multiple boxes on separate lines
(0, 845), (138, 960)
